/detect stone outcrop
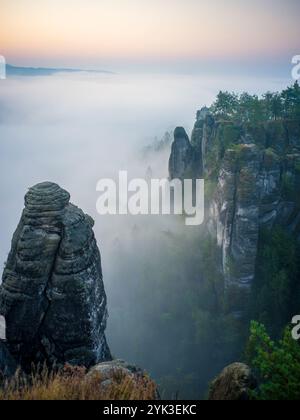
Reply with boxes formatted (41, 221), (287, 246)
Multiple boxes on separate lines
(207, 121), (300, 308)
(0, 182), (111, 370)
(213, 145), (261, 291)
(89, 360), (160, 399)
(208, 363), (257, 400)
(169, 127), (197, 180)
(90, 359), (143, 380)
(169, 109), (300, 311)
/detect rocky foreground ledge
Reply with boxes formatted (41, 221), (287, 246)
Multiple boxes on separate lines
(208, 363), (257, 401)
(0, 182), (158, 399)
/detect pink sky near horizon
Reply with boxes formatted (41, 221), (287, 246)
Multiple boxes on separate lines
(0, 0), (299, 68)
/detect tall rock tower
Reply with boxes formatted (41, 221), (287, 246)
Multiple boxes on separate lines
(0, 182), (111, 370)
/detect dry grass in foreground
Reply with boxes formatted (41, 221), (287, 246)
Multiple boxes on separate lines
(0, 364), (157, 400)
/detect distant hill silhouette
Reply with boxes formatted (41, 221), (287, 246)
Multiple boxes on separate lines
(6, 64), (114, 76)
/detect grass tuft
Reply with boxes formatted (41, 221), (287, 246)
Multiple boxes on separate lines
(0, 364), (157, 400)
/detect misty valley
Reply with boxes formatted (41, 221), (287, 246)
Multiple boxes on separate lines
(96, 170), (204, 226)
(0, 72), (300, 400)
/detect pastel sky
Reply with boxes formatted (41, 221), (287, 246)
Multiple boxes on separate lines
(0, 0), (299, 70)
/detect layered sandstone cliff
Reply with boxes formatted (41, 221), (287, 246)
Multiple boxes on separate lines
(169, 109), (300, 312)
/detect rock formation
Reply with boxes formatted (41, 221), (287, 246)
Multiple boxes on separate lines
(169, 127), (197, 180)
(208, 363), (257, 400)
(0, 182), (111, 370)
(90, 359), (160, 399)
(169, 109), (300, 312)
(0, 340), (17, 378)
(90, 359), (143, 381)
(0, 317), (5, 340)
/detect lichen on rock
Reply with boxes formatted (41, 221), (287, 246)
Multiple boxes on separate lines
(209, 363), (257, 400)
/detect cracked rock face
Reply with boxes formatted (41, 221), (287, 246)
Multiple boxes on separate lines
(0, 182), (111, 370)
(170, 112), (300, 312)
(207, 122), (300, 305)
(214, 145), (262, 293)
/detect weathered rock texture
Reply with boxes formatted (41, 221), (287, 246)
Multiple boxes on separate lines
(0, 317), (5, 340)
(0, 182), (111, 370)
(89, 359), (160, 399)
(169, 109), (300, 312)
(90, 359), (143, 379)
(0, 340), (17, 378)
(169, 127), (198, 180)
(208, 363), (257, 400)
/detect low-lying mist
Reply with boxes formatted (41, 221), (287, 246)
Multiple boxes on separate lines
(0, 71), (290, 398)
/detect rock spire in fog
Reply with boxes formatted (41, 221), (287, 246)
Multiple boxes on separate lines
(0, 182), (111, 369)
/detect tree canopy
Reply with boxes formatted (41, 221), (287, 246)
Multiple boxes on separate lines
(246, 321), (300, 400)
(211, 82), (300, 123)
